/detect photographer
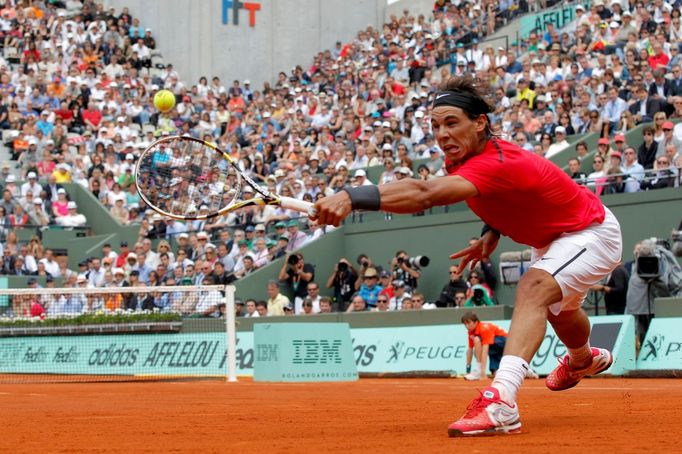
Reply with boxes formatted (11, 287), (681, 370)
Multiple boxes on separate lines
(326, 257), (358, 311)
(391, 250), (425, 289)
(626, 238), (682, 344)
(278, 252), (315, 314)
(464, 285), (495, 307)
(353, 254), (377, 290)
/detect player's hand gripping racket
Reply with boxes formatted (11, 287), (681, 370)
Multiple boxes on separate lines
(134, 135), (316, 220)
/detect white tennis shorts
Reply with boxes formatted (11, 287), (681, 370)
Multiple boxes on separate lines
(530, 207), (622, 315)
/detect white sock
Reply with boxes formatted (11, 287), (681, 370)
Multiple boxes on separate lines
(491, 355), (528, 403)
(567, 342), (592, 368)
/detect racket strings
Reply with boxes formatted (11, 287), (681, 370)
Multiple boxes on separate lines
(136, 137), (241, 218)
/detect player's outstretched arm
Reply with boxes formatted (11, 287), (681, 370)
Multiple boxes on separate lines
(314, 175), (478, 226)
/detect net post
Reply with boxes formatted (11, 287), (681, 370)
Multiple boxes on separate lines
(225, 285), (237, 382)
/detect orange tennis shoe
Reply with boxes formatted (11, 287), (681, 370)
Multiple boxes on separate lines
(447, 386), (521, 437)
(545, 347), (613, 391)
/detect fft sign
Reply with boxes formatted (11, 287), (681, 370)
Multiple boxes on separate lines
(222, 0), (261, 27)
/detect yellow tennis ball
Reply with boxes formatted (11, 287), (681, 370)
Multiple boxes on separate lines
(154, 89), (176, 113)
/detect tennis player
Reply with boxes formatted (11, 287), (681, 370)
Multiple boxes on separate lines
(313, 76), (622, 437)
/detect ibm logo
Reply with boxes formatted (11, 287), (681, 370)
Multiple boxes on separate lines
(255, 344), (278, 362)
(292, 340), (343, 364)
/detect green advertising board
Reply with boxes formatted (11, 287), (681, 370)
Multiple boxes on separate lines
(0, 332), (254, 377)
(253, 323), (357, 382)
(519, 3), (581, 39)
(0, 316), (635, 378)
(349, 315), (635, 376)
(636, 318), (682, 370)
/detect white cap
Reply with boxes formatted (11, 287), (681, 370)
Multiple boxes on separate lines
(178, 233), (189, 239)
(381, 121), (390, 128)
(126, 153), (134, 160)
(197, 231), (208, 238)
(109, 82), (118, 88)
(205, 243), (216, 250)
(255, 224), (266, 231)
(76, 274), (87, 282)
(244, 80), (250, 85)
(373, 120), (382, 127)
(555, 126), (566, 134)
(57, 188), (66, 194)
(382, 143), (393, 151)
(33, 197), (42, 204)
(67, 201), (77, 209)
(262, 112), (271, 118)
(243, 186), (254, 193)
(6, 175), (15, 182)
(117, 116), (126, 122)
(414, 111), (425, 119)
(199, 204), (209, 210)
(27, 171), (37, 179)
(609, 21), (619, 28)
(127, 252), (138, 260)
(355, 169), (366, 177)
(397, 166), (412, 175)
(113, 268), (125, 275)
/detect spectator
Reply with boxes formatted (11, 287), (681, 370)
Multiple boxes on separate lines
(266, 280), (290, 316)
(56, 201), (87, 227)
(356, 267), (383, 309)
(388, 280), (411, 311)
(345, 294), (367, 313)
(255, 300), (268, 317)
(243, 299), (259, 317)
(591, 261), (630, 315)
(438, 266), (468, 307)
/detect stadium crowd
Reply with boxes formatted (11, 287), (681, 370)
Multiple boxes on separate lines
(0, 0), (680, 319)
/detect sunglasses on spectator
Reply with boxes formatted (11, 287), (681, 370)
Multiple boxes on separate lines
(657, 160), (669, 164)
(377, 299), (388, 303)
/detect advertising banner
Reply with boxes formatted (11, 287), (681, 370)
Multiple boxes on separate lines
(350, 316), (634, 376)
(253, 323), (357, 382)
(637, 318), (682, 370)
(0, 316), (635, 377)
(519, 3), (581, 39)
(0, 332), (255, 377)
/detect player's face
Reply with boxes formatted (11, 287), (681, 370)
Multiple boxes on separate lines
(430, 106), (487, 165)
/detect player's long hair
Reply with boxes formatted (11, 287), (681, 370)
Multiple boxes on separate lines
(439, 76), (495, 138)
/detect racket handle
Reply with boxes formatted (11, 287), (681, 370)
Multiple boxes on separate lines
(279, 196), (317, 217)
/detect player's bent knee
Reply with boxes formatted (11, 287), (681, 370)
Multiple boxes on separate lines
(514, 268), (563, 310)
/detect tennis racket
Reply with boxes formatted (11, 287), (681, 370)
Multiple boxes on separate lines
(134, 135), (315, 220)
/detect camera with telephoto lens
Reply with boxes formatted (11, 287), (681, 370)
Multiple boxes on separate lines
(396, 255), (430, 269)
(287, 255), (299, 266)
(337, 261), (349, 272)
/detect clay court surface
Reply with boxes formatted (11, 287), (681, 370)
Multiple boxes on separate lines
(0, 377), (678, 453)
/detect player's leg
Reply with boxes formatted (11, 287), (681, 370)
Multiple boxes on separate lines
(545, 307), (614, 391)
(490, 267), (562, 400)
(448, 268), (561, 437)
(547, 308), (591, 366)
